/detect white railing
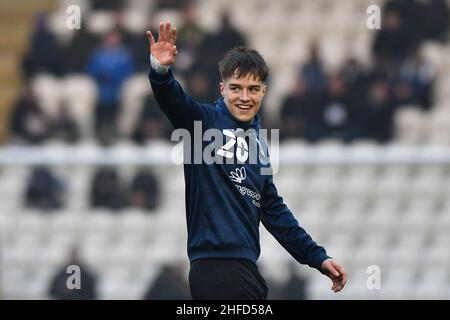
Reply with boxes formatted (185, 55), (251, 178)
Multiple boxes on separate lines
(0, 143), (449, 165)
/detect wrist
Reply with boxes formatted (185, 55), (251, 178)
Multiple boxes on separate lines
(150, 54), (170, 74)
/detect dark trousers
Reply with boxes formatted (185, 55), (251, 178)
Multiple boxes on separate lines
(189, 258), (268, 300)
(95, 102), (118, 145)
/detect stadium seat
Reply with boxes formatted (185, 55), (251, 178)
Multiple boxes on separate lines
(386, 243), (421, 267)
(98, 266), (136, 299)
(47, 9), (78, 45)
(434, 209), (450, 234)
(394, 107), (427, 145)
(374, 172), (409, 200)
(412, 266), (450, 299)
(31, 74), (62, 118)
(382, 267), (416, 299)
(364, 199), (402, 236)
(63, 75), (98, 138)
(86, 11), (115, 36)
(423, 243), (450, 267)
(118, 73), (152, 138)
(329, 207), (363, 234)
(122, 9), (149, 34)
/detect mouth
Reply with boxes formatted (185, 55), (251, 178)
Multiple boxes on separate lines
(236, 104), (252, 111)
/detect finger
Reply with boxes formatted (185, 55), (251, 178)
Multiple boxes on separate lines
(172, 45), (178, 56)
(169, 27), (177, 45)
(334, 278), (340, 290)
(332, 277), (339, 290)
(327, 264), (340, 278)
(340, 271), (347, 287)
(336, 280), (342, 292)
(335, 276), (345, 291)
(159, 22), (165, 41)
(146, 30), (155, 47)
(333, 262), (344, 274)
(330, 261), (344, 277)
(163, 21), (171, 41)
(333, 265), (347, 286)
(165, 21), (171, 33)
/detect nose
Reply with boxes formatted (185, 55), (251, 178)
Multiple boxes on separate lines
(239, 89), (250, 101)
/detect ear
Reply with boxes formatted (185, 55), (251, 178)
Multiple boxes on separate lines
(220, 82), (224, 95)
(261, 84), (267, 97)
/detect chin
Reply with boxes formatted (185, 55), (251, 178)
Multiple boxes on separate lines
(236, 115), (253, 123)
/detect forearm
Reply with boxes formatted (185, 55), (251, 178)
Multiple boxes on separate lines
(148, 64), (200, 130)
(261, 208), (330, 271)
(261, 178), (330, 271)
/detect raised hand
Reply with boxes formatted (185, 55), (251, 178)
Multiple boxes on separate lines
(321, 259), (347, 293)
(147, 21), (178, 66)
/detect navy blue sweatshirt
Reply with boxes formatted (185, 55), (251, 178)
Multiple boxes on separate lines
(148, 68), (330, 271)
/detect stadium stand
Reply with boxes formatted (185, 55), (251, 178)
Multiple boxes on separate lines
(0, 0), (449, 300)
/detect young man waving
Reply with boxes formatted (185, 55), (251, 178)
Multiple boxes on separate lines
(147, 22), (347, 300)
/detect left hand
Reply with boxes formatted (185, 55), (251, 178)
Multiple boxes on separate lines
(321, 258), (347, 293)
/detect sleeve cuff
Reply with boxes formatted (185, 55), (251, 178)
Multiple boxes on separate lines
(315, 252), (332, 273)
(150, 54), (170, 74)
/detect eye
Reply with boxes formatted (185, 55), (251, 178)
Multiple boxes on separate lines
(231, 87), (240, 92)
(250, 87), (260, 93)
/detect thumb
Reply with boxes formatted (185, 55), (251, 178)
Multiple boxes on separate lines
(146, 30), (155, 46)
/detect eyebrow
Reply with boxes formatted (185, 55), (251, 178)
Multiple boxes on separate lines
(228, 84), (262, 88)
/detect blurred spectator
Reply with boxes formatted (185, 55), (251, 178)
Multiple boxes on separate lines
(132, 94), (173, 143)
(193, 12), (247, 68)
(49, 102), (80, 144)
(112, 11), (136, 50)
(418, 0), (450, 42)
(300, 43), (327, 94)
(9, 84), (50, 144)
(156, 0), (192, 10)
(87, 29), (135, 145)
(48, 246), (98, 300)
(372, 5), (417, 65)
(175, 3), (206, 73)
(264, 277), (282, 300)
(193, 12), (247, 90)
(279, 78), (320, 141)
(64, 21), (99, 74)
(384, 0), (450, 44)
(90, 167), (126, 210)
(278, 263), (308, 300)
(144, 261), (191, 300)
(186, 69), (217, 103)
(207, 12), (247, 56)
(362, 79), (395, 143)
(395, 51), (436, 110)
(22, 12), (64, 79)
(129, 22), (158, 72)
(316, 73), (361, 142)
(24, 166), (65, 211)
(128, 170), (160, 211)
(339, 57), (369, 108)
(91, 0), (125, 11)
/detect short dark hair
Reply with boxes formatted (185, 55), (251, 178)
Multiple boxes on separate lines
(218, 47), (269, 83)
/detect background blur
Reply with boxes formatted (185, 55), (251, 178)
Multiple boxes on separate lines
(0, 0), (449, 300)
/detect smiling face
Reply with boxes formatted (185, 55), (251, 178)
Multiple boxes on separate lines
(220, 71), (266, 123)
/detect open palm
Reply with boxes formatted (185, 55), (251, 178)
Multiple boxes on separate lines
(147, 21), (177, 66)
